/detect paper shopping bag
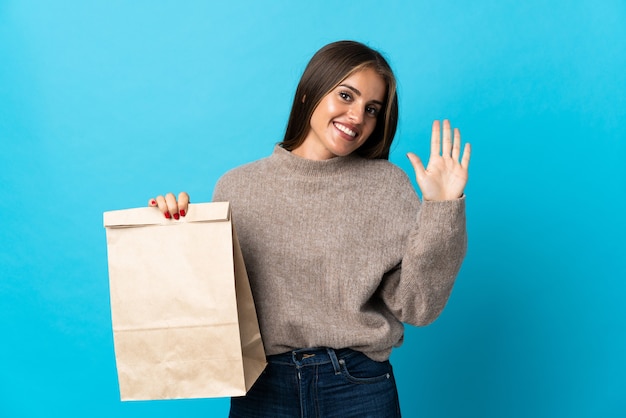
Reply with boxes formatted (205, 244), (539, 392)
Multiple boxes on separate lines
(103, 202), (266, 401)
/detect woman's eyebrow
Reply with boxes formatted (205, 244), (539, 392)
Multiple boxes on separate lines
(339, 84), (384, 106)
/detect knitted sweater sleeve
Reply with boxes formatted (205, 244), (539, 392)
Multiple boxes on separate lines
(380, 196), (467, 326)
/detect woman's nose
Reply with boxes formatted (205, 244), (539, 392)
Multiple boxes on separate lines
(347, 104), (364, 124)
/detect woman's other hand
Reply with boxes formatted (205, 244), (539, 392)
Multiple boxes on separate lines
(148, 192), (190, 220)
(407, 120), (471, 201)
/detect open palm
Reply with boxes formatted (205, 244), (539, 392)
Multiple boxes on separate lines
(407, 120), (471, 201)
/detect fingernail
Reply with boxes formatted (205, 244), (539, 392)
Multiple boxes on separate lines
(179, 209), (186, 217)
(173, 213), (180, 220)
(164, 212), (171, 219)
(150, 199), (156, 206)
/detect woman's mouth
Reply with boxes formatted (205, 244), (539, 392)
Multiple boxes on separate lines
(334, 122), (358, 139)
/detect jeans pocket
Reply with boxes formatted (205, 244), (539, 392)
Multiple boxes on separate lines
(338, 354), (393, 384)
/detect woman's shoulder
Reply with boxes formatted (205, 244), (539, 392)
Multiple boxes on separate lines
(356, 157), (413, 185)
(212, 147), (287, 200)
(217, 148), (280, 179)
(364, 157), (406, 174)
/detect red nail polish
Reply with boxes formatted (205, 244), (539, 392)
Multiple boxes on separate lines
(164, 212), (171, 219)
(173, 213), (180, 220)
(179, 209), (186, 217)
(150, 199), (156, 206)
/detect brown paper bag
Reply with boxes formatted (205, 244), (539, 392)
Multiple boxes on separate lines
(103, 202), (266, 401)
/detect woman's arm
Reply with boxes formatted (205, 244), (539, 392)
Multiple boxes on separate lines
(380, 120), (470, 325)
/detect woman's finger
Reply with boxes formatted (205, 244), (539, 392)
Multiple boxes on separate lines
(178, 192), (190, 217)
(451, 128), (461, 162)
(165, 193), (180, 220)
(154, 195), (170, 218)
(406, 152), (425, 180)
(430, 120), (441, 157)
(461, 142), (471, 170)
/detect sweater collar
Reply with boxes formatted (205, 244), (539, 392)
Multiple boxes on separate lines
(270, 145), (360, 177)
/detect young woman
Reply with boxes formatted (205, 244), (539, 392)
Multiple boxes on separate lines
(150, 40), (470, 417)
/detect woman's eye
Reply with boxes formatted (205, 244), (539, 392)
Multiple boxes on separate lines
(366, 106), (379, 117)
(339, 91), (352, 101)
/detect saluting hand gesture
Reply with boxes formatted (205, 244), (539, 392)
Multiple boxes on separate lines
(407, 120), (471, 201)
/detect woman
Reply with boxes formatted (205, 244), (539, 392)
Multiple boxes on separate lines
(150, 40), (470, 417)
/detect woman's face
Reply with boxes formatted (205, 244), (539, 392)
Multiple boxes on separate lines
(293, 67), (386, 161)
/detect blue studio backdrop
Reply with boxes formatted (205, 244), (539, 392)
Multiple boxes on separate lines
(1, 1), (625, 417)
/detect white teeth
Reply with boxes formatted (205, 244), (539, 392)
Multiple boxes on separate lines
(335, 123), (357, 137)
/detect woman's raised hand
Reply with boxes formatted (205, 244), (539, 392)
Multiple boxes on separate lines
(148, 192), (190, 219)
(407, 120), (471, 201)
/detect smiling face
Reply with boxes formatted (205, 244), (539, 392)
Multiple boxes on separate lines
(292, 67), (387, 161)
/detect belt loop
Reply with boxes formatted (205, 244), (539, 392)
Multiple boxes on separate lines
(326, 348), (342, 375)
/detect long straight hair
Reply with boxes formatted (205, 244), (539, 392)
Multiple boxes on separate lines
(280, 41), (399, 160)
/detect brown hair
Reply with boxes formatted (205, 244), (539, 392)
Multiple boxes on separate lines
(280, 40), (398, 160)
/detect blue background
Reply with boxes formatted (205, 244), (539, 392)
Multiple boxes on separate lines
(1, 1), (625, 417)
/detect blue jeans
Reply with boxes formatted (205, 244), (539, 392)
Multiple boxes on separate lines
(229, 347), (401, 418)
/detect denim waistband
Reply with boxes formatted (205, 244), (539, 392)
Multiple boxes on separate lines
(267, 347), (358, 373)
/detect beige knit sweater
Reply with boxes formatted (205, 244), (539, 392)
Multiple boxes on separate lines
(213, 145), (467, 361)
